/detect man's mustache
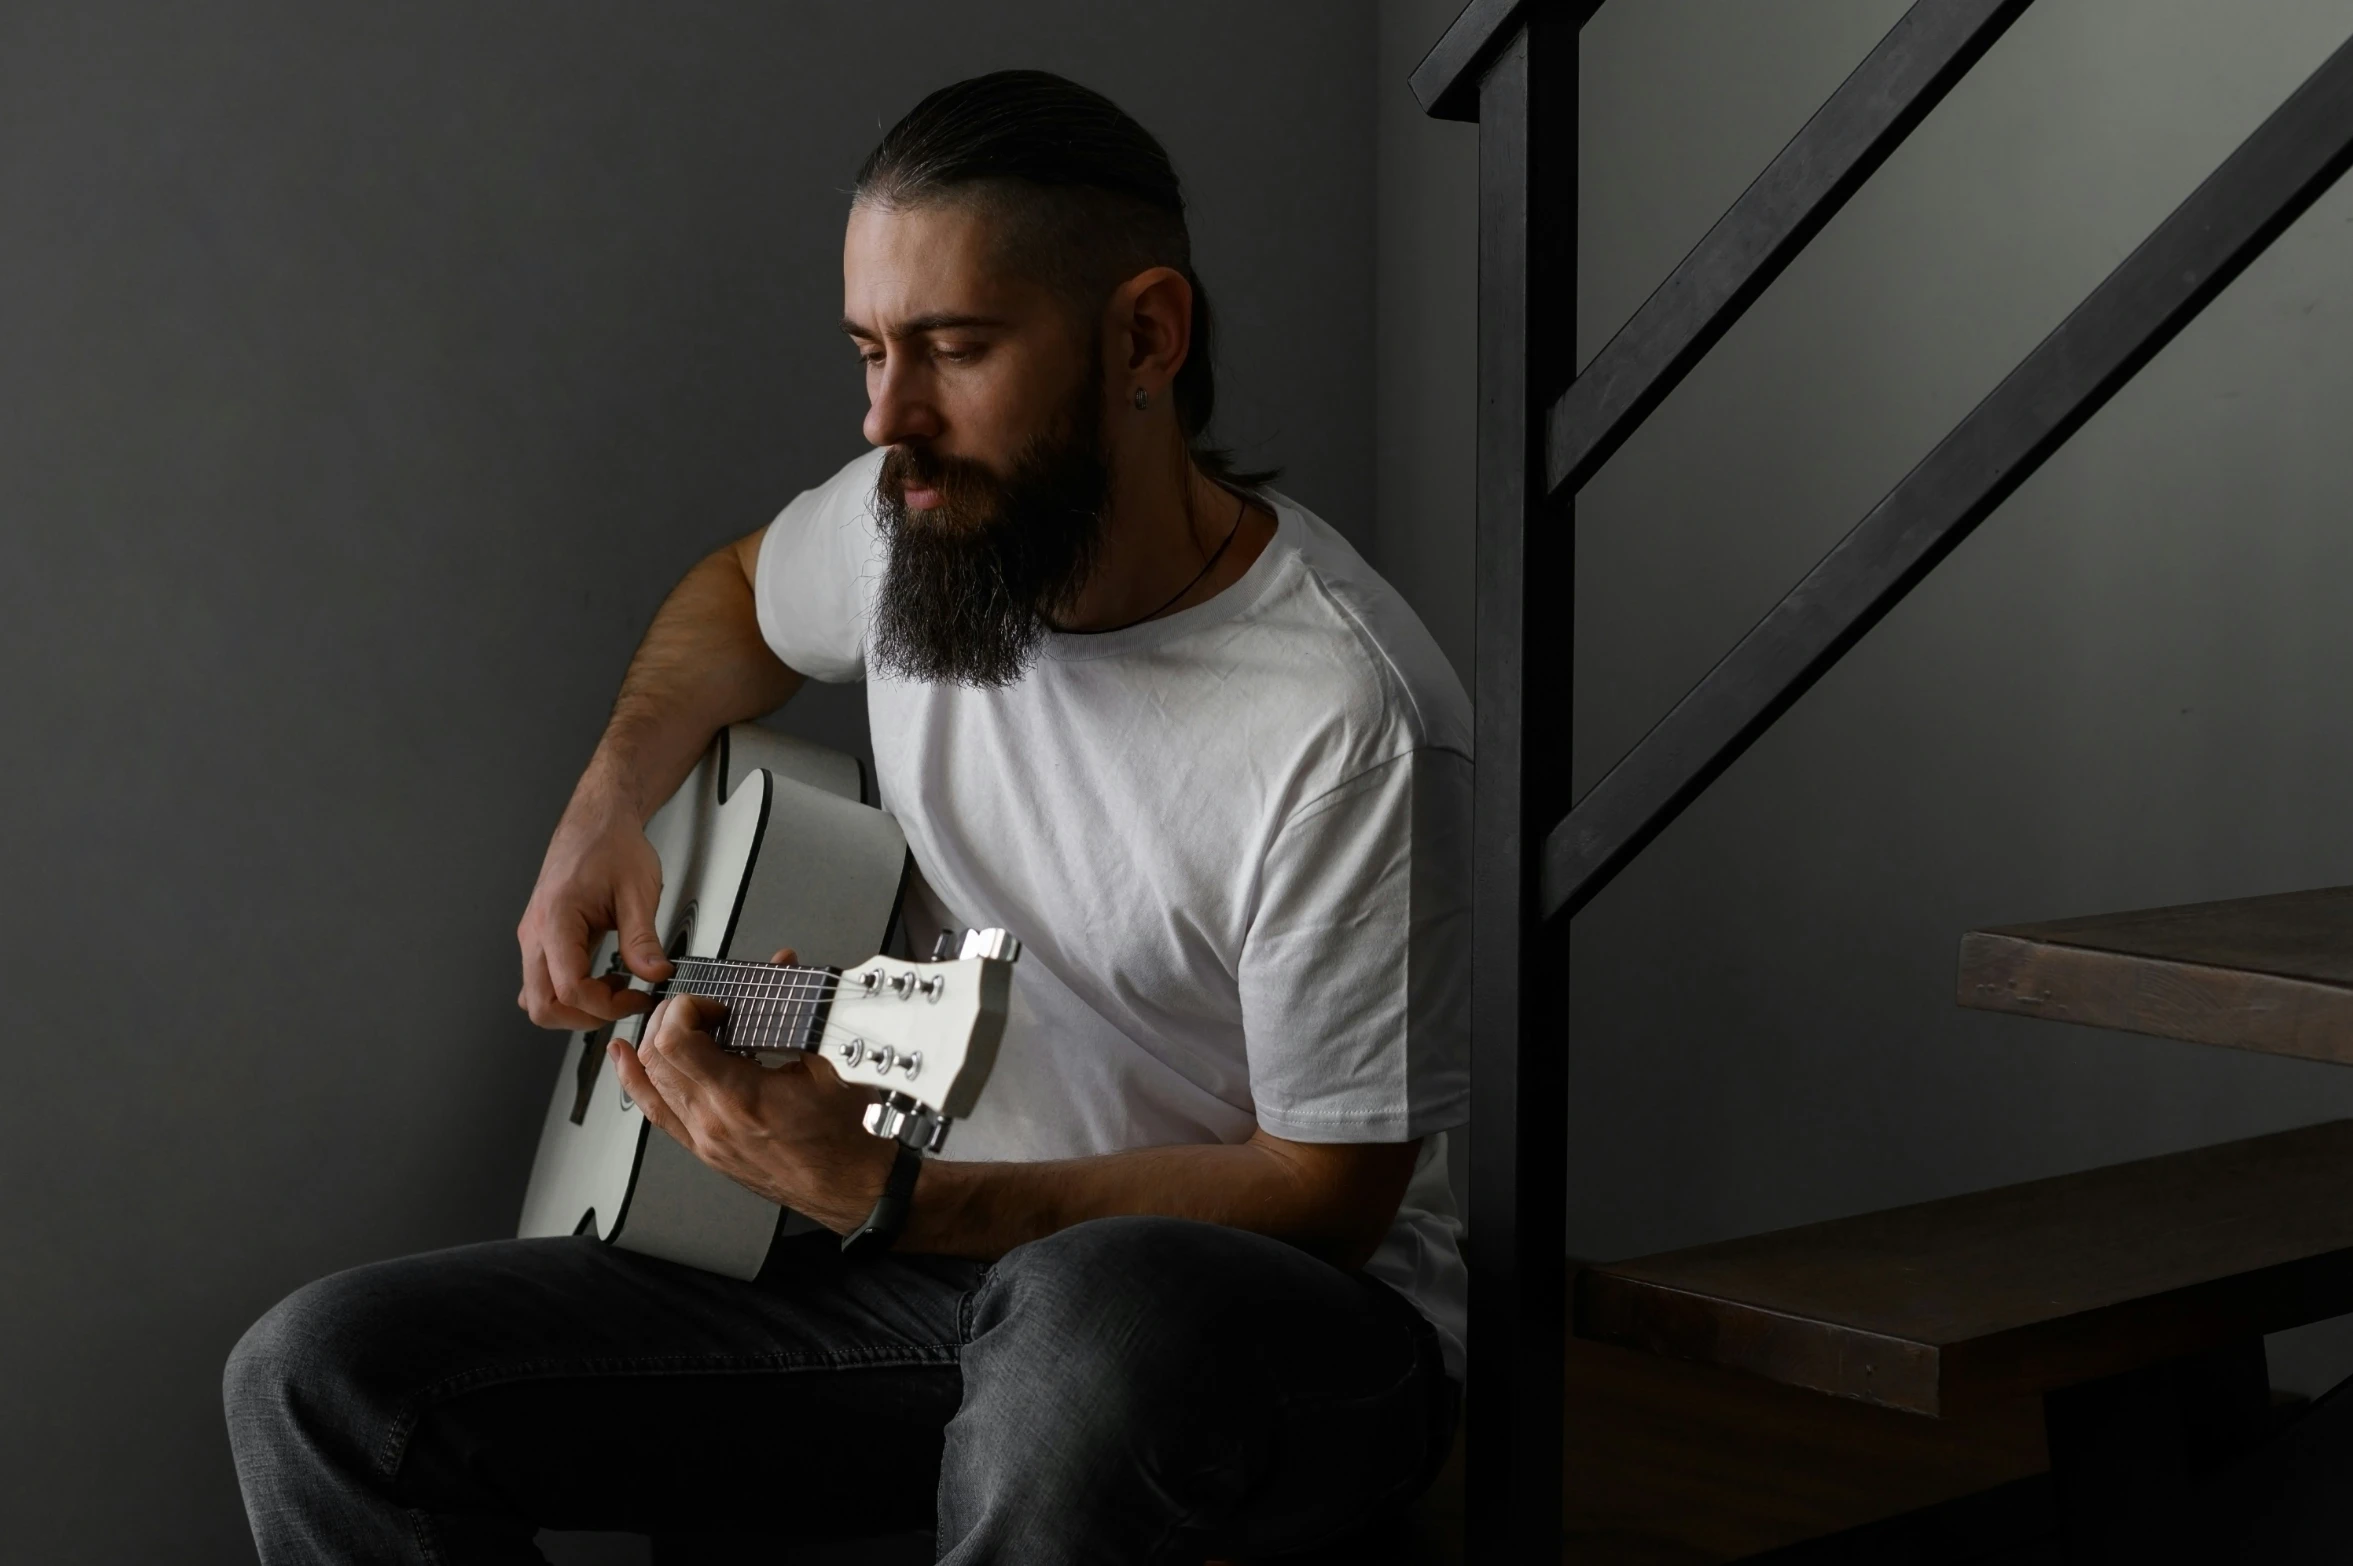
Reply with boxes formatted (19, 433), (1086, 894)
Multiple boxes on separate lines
(880, 445), (1005, 511)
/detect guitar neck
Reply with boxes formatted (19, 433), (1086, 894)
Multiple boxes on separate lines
(663, 957), (841, 1054)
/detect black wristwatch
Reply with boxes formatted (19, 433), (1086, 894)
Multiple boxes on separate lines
(841, 1142), (924, 1257)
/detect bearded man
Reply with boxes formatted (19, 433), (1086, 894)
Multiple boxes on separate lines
(225, 70), (1470, 1564)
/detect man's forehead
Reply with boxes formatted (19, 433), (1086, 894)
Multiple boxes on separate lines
(842, 200), (1043, 337)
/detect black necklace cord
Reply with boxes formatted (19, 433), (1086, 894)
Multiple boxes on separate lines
(1063, 490), (1250, 637)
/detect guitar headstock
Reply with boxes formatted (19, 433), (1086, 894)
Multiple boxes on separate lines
(814, 928), (1018, 1153)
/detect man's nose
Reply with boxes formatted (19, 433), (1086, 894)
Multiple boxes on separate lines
(864, 362), (942, 449)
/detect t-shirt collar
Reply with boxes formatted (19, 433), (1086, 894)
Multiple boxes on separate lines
(1038, 493), (1298, 664)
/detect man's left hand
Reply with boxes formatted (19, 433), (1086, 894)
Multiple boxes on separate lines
(609, 949), (896, 1234)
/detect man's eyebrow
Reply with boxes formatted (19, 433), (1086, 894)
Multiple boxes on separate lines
(840, 312), (1009, 340)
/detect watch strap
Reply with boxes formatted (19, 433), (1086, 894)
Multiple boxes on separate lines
(841, 1141), (924, 1257)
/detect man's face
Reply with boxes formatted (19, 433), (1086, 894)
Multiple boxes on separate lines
(843, 199), (1111, 687)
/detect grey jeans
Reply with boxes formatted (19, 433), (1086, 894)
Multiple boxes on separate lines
(222, 1215), (1458, 1564)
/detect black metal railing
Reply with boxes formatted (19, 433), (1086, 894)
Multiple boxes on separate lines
(1545, 0), (2031, 498)
(1411, 0), (2353, 1556)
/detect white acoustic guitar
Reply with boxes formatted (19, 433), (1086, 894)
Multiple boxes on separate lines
(517, 724), (1017, 1279)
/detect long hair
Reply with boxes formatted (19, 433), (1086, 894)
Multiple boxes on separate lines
(855, 70), (1273, 487)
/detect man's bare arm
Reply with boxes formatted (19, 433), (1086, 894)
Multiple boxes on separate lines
(586, 532), (799, 824)
(517, 531), (799, 1030)
(904, 1135), (1423, 1272)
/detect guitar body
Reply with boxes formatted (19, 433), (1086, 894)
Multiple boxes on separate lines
(517, 724), (910, 1278)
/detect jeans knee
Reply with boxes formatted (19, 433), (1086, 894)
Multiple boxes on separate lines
(222, 1271), (384, 1470)
(981, 1217), (1212, 1339)
(966, 1219), (1259, 1423)
(945, 1219), (1309, 1543)
(226, 1289), (305, 1423)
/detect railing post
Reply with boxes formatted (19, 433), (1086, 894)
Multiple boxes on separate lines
(1469, 7), (1576, 1558)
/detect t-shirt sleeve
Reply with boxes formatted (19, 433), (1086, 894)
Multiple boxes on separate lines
(1237, 746), (1473, 1143)
(752, 452), (886, 683)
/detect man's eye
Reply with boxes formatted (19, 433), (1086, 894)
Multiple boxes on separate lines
(935, 345), (982, 364)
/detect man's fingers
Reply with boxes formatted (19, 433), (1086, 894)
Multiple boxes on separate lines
(517, 945), (552, 1018)
(648, 991), (725, 1039)
(616, 875), (673, 984)
(609, 1039), (684, 1143)
(639, 994), (778, 1132)
(547, 911), (648, 1023)
(520, 948), (606, 1032)
(544, 914), (602, 1013)
(640, 995), (728, 1089)
(768, 947), (800, 966)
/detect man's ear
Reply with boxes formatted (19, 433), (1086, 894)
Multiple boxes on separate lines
(1108, 265), (1194, 401)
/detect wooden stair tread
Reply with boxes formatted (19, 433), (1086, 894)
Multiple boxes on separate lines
(1578, 1120), (2353, 1416)
(1958, 884), (2353, 1062)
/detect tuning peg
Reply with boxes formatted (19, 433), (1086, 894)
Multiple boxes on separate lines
(958, 927), (1022, 963)
(931, 930), (960, 961)
(860, 1091), (951, 1153)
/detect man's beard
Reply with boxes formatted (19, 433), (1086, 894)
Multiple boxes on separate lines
(870, 362), (1110, 689)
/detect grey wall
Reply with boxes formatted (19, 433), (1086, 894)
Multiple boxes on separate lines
(1376, 0), (2353, 1392)
(0, 5), (1374, 1559)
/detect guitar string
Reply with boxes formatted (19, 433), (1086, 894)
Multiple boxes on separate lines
(649, 959), (846, 1050)
(639, 1001), (831, 1051)
(742, 960), (809, 1049)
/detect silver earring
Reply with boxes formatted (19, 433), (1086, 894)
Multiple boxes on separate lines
(1132, 387), (1150, 411)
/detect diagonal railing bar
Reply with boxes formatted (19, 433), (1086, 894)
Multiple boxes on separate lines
(1410, 0), (1526, 122)
(1546, 0), (2032, 500)
(1411, 0), (1603, 123)
(1541, 29), (2353, 923)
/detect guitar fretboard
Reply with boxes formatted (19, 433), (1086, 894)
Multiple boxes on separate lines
(664, 957), (841, 1054)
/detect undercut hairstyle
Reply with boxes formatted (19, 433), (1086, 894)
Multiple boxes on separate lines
(854, 69), (1274, 486)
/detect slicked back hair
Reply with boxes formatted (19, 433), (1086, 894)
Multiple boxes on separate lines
(854, 70), (1272, 486)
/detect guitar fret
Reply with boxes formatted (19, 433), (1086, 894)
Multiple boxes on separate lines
(664, 957), (841, 1053)
(745, 961), (782, 1053)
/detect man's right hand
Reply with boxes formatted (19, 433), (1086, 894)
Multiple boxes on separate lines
(516, 784), (674, 1031)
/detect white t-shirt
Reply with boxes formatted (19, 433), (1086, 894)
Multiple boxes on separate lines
(754, 449), (1472, 1375)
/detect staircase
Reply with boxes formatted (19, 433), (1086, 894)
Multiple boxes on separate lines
(1412, 0), (2353, 1557)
